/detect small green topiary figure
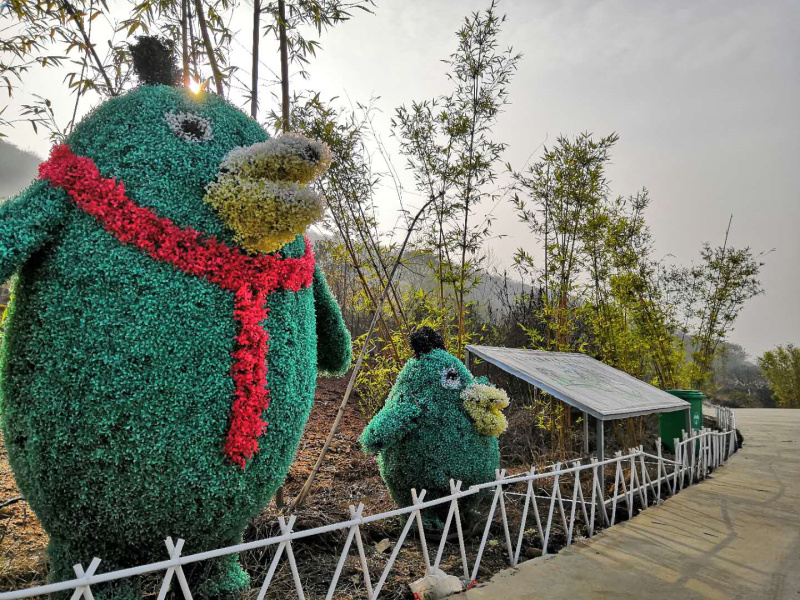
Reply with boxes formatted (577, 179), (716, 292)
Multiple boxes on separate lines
(0, 38), (351, 599)
(360, 327), (508, 526)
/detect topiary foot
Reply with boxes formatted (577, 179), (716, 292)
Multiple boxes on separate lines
(186, 552), (250, 600)
(421, 513), (446, 531)
(48, 540), (141, 600)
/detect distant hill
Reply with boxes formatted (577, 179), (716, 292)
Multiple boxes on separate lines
(0, 140), (41, 200)
(396, 250), (530, 317)
(312, 234), (531, 318)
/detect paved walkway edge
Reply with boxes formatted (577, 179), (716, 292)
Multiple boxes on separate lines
(459, 409), (800, 600)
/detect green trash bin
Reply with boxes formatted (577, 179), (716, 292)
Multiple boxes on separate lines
(659, 389), (705, 452)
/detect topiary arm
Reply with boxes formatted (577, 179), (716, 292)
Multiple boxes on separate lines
(313, 267), (352, 376)
(0, 180), (71, 281)
(359, 401), (422, 454)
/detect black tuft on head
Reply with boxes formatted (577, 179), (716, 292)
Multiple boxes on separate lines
(410, 326), (446, 359)
(131, 36), (178, 86)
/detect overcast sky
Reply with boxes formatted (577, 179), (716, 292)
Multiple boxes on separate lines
(4, 0), (799, 357)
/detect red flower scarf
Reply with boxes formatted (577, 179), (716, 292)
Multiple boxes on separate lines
(40, 145), (316, 467)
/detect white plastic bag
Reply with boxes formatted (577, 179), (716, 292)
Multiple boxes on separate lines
(409, 569), (464, 600)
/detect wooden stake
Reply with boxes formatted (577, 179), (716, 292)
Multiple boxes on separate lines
(291, 195), (437, 509)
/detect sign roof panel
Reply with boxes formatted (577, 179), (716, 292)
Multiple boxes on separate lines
(465, 345), (689, 421)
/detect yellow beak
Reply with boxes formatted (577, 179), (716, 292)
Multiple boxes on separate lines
(461, 384), (509, 437)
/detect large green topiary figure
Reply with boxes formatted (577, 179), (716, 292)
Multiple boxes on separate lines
(360, 327), (508, 525)
(0, 39), (351, 598)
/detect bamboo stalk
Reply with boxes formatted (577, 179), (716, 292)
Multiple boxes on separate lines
(250, 0), (260, 118)
(193, 0), (224, 95)
(61, 0), (115, 95)
(181, 0), (190, 87)
(278, 0), (290, 131)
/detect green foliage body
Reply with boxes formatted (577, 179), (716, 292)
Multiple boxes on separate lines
(758, 344), (800, 408)
(509, 134), (688, 390)
(392, 1), (521, 358)
(0, 85), (351, 597)
(667, 225), (765, 389)
(510, 132), (620, 353)
(360, 349), (500, 518)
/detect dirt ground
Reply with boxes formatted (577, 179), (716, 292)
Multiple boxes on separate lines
(0, 375), (678, 599)
(0, 429), (48, 591)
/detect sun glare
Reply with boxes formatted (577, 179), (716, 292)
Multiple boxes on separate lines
(189, 79), (202, 94)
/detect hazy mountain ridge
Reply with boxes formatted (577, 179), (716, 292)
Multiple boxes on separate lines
(396, 250), (530, 316)
(0, 140), (41, 200)
(309, 234), (531, 316)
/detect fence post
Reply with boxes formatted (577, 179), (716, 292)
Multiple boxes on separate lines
(276, 516), (305, 600)
(637, 447), (649, 508)
(158, 538), (192, 600)
(723, 430), (729, 462)
(715, 434), (720, 468)
(513, 474), (534, 567)
(433, 480), (462, 573)
(348, 504), (374, 599)
(610, 454), (622, 525)
(712, 433), (717, 469)
(628, 451), (636, 519)
(574, 463), (590, 538)
(257, 519), (294, 600)
(411, 489), (433, 577)
(326, 504), (366, 599)
(656, 440), (663, 500)
(729, 428), (736, 457)
(472, 473), (504, 581)
(372, 490), (427, 598)
(71, 558), (101, 600)
(495, 470), (514, 564)
(566, 462), (581, 546)
(714, 432), (720, 470)
(542, 464), (561, 555)
(699, 429), (705, 479)
(590, 458), (609, 530)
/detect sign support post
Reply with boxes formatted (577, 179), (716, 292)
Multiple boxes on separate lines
(583, 413), (589, 455)
(596, 418), (605, 493)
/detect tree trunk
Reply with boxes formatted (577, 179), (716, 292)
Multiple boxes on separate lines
(278, 0), (290, 131)
(250, 0), (260, 118)
(193, 0), (224, 96)
(181, 0), (190, 87)
(188, 2), (200, 76)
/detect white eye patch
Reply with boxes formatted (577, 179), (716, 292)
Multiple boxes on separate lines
(440, 367), (462, 389)
(165, 111), (213, 142)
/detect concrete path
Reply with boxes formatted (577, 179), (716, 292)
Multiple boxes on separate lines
(460, 409), (800, 600)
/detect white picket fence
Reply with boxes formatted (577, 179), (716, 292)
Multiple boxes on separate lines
(712, 402), (736, 432)
(0, 406), (738, 600)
